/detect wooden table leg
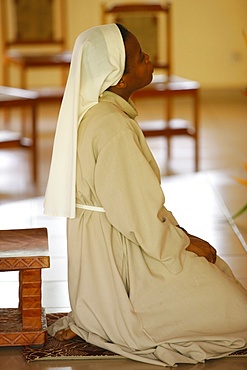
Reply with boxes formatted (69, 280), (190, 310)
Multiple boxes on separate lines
(30, 104), (37, 183)
(19, 269), (42, 330)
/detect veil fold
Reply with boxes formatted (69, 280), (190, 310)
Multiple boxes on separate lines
(44, 24), (125, 218)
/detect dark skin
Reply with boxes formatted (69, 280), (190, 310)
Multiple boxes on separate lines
(55, 31), (216, 342)
(108, 32), (154, 100)
(180, 228), (217, 264)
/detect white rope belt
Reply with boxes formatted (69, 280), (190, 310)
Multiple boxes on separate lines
(76, 204), (105, 213)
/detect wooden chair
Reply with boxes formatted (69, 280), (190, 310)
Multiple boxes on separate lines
(0, 86), (38, 182)
(0, 85), (64, 183)
(0, 0), (71, 90)
(102, 2), (200, 172)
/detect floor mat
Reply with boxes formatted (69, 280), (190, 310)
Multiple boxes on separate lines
(22, 313), (247, 362)
(22, 313), (120, 362)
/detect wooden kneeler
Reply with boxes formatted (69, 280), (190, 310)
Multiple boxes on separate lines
(0, 228), (50, 346)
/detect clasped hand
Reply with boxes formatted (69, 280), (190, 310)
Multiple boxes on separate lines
(186, 234), (217, 264)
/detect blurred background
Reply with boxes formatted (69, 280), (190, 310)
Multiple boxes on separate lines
(1, 0), (246, 89)
(0, 3), (247, 368)
(0, 0), (246, 203)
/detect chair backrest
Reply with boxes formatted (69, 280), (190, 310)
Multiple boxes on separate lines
(0, 0), (67, 53)
(101, 2), (172, 75)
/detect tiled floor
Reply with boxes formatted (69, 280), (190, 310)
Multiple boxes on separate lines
(0, 89), (247, 369)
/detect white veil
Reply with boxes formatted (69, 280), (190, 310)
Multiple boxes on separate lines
(44, 24), (125, 218)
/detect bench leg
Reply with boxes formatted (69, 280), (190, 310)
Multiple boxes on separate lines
(19, 269), (42, 330)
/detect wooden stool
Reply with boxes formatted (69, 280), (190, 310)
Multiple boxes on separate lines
(0, 228), (50, 346)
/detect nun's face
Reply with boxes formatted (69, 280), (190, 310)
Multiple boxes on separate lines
(123, 32), (153, 93)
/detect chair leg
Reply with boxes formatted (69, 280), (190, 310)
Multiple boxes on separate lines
(30, 104), (37, 182)
(2, 62), (11, 124)
(194, 90), (200, 172)
(20, 67), (29, 138)
(167, 137), (171, 160)
(166, 95), (172, 162)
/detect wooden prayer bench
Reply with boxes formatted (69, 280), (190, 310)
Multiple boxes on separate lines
(0, 228), (50, 346)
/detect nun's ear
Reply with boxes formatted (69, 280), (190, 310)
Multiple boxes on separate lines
(115, 77), (127, 89)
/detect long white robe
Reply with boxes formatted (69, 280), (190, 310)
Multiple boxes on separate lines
(48, 91), (247, 367)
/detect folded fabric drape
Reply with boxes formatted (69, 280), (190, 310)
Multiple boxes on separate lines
(44, 24), (125, 218)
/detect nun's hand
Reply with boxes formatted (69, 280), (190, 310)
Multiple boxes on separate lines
(186, 236), (217, 264)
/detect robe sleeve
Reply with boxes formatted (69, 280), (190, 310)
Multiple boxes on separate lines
(95, 128), (190, 274)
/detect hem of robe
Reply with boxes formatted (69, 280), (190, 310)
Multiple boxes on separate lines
(47, 314), (247, 367)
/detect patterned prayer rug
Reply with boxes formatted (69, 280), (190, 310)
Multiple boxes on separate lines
(22, 313), (247, 362)
(22, 313), (121, 362)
